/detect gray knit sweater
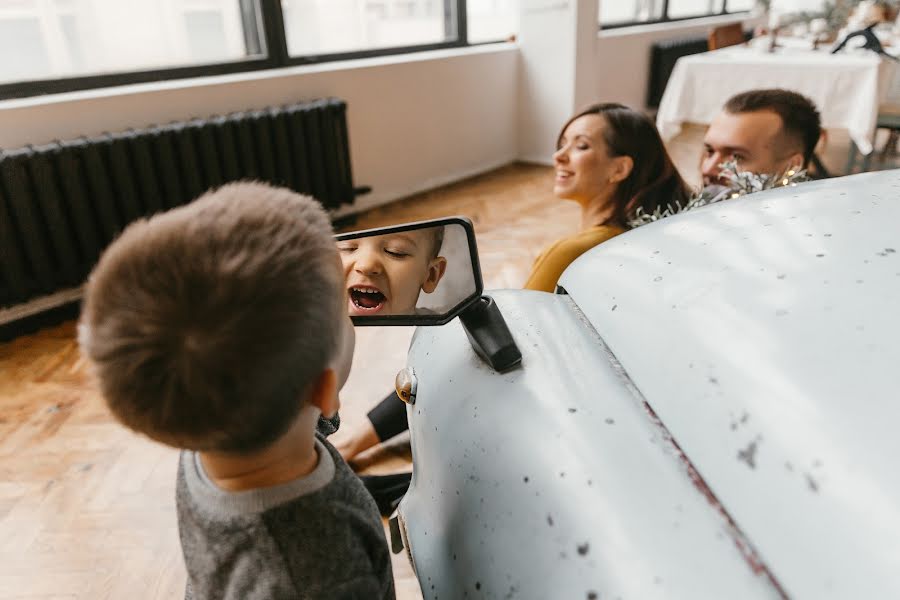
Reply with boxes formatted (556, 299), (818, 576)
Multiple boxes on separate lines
(176, 435), (395, 600)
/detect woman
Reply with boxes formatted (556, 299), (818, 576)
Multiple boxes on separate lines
(338, 103), (693, 463)
(524, 102), (693, 291)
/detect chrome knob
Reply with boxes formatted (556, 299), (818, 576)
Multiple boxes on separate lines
(395, 367), (418, 405)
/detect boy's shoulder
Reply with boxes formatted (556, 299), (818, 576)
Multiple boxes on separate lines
(176, 438), (394, 599)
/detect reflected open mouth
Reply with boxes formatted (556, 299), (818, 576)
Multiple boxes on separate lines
(349, 286), (386, 314)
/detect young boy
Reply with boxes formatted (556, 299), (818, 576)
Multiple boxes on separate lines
(79, 182), (395, 599)
(338, 226), (447, 316)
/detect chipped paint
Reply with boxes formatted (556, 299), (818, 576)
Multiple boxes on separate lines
(565, 295), (789, 597)
(637, 396), (788, 597)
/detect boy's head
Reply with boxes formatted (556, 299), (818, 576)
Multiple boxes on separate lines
(338, 225), (447, 316)
(79, 181), (354, 454)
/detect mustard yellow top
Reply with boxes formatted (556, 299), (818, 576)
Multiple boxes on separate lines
(523, 225), (626, 293)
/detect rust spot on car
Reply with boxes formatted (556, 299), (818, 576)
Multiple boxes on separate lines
(805, 473), (820, 493)
(737, 438), (761, 469)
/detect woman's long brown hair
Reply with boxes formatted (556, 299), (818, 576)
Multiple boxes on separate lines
(558, 103), (694, 227)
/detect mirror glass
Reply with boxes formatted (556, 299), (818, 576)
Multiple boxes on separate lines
(335, 217), (481, 325)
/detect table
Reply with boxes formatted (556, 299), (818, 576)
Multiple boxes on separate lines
(656, 40), (899, 155)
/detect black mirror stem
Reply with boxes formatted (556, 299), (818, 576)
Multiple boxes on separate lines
(459, 296), (522, 373)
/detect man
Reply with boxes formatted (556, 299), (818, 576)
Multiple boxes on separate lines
(701, 89), (822, 189)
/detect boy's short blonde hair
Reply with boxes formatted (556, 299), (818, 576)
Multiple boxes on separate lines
(80, 182), (342, 453)
(427, 225), (444, 260)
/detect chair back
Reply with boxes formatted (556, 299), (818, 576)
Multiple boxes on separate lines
(708, 23), (745, 51)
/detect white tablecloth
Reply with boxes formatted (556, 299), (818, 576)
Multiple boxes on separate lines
(656, 42), (898, 154)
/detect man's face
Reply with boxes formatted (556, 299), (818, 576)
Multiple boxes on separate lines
(337, 231), (446, 316)
(701, 109), (803, 187)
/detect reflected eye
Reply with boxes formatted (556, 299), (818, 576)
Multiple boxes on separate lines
(732, 154), (746, 163)
(337, 245), (357, 253)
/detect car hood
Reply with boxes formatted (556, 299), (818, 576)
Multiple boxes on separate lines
(560, 170), (900, 598)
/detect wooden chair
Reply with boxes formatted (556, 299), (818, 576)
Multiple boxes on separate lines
(708, 23), (746, 51)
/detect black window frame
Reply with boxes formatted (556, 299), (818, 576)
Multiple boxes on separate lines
(0, 0), (478, 100)
(600, 0), (752, 31)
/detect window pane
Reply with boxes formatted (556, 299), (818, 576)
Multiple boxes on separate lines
(467, 0), (517, 43)
(0, 0), (262, 85)
(771, 0), (826, 11)
(667, 0), (724, 19)
(283, 0), (455, 57)
(599, 0), (664, 27)
(726, 0), (755, 11)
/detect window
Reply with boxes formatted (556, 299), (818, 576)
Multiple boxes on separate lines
(0, 0), (260, 86)
(282, 0), (454, 57)
(728, 0), (755, 10)
(771, 0), (826, 10)
(1, 0), (517, 99)
(667, 0), (725, 19)
(466, 0), (517, 44)
(600, 0), (752, 29)
(600, 0), (664, 27)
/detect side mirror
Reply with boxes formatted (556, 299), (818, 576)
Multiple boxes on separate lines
(336, 216), (483, 326)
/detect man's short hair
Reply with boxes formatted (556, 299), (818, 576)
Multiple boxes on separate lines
(724, 89), (822, 165)
(80, 182), (342, 453)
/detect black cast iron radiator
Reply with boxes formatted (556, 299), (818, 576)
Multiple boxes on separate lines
(646, 31), (752, 109)
(0, 98), (363, 311)
(646, 35), (709, 109)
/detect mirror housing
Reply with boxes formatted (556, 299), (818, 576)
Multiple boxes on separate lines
(336, 216), (483, 326)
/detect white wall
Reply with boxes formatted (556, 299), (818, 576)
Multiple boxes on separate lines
(516, 0), (600, 164)
(0, 44), (518, 217)
(595, 13), (761, 111)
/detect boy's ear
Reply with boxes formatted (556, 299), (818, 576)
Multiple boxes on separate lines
(307, 368), (340, 418)
(421, 257), (448, 294)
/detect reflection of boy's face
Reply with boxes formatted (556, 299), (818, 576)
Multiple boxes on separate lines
(337, 230), (447, 316)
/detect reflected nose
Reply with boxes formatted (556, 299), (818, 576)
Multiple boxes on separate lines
(354, 248), (382, 275)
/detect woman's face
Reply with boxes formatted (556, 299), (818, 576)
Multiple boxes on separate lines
(553, 114), (621, 204)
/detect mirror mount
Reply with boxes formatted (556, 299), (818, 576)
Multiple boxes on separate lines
(459, 295), (522, 373)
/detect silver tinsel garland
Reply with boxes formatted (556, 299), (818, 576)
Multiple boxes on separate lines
(627, 160), (810, 228)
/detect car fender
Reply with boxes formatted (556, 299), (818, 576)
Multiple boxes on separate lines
(397, 289), (784, 599)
